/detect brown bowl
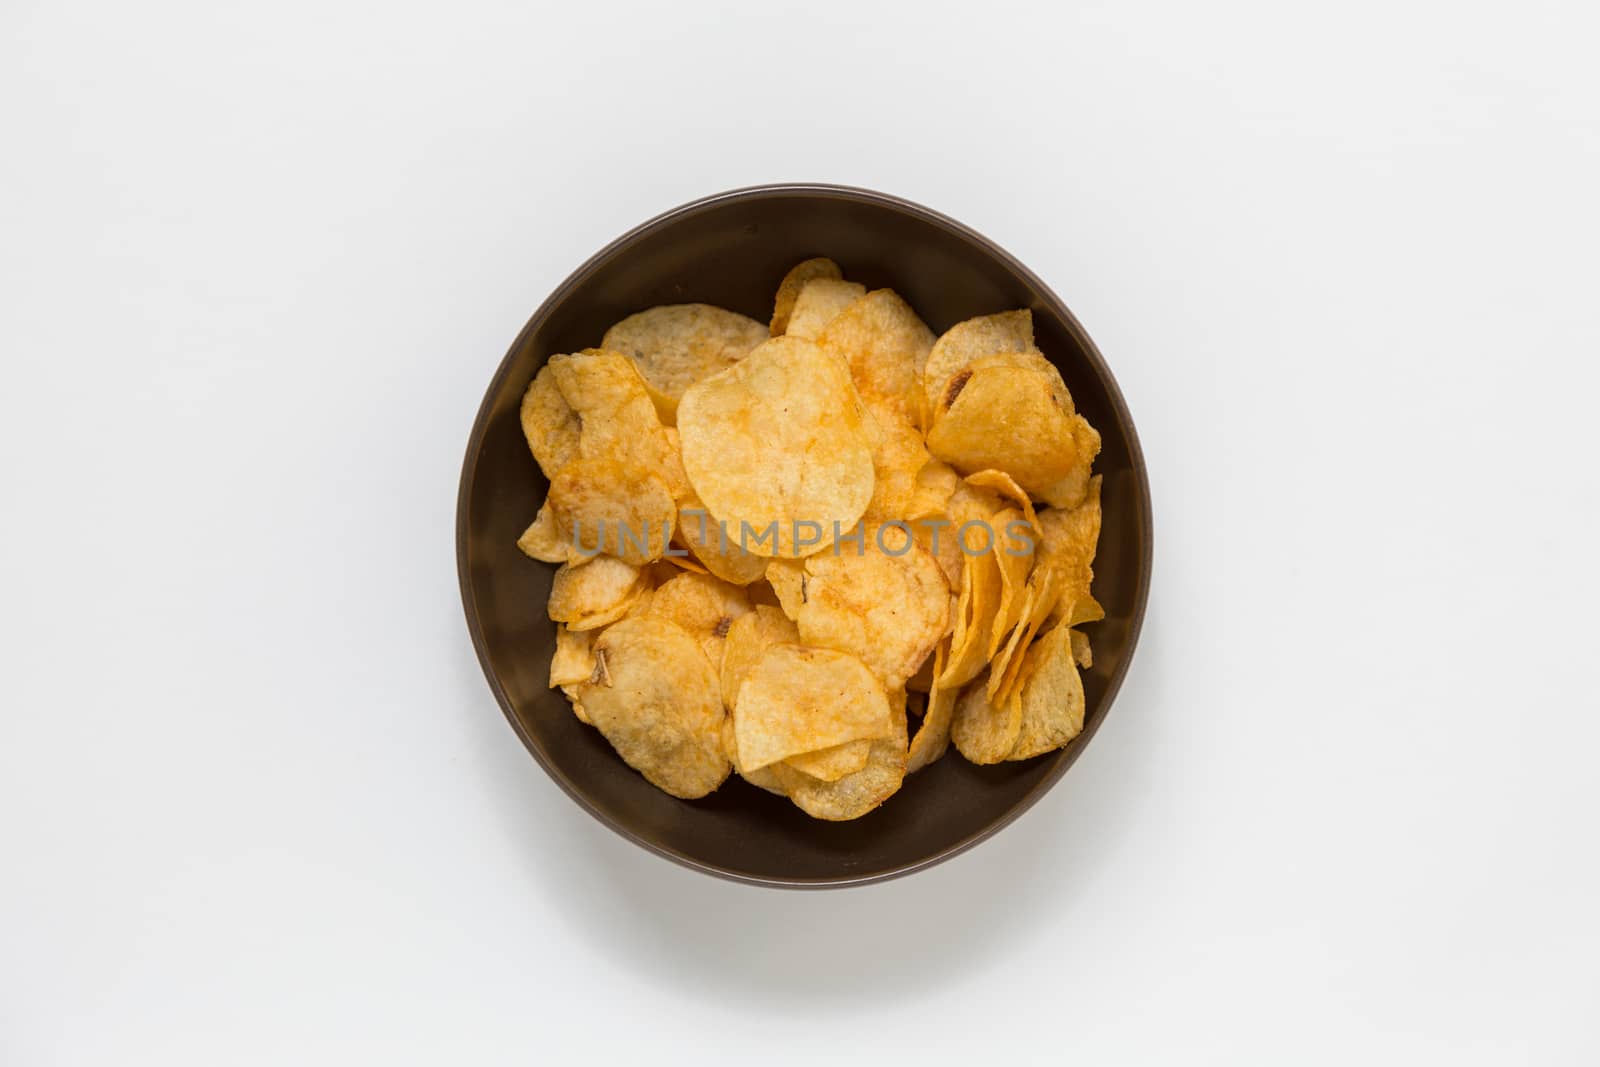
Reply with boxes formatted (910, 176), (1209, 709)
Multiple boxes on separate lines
(457, 184), (1152, 888)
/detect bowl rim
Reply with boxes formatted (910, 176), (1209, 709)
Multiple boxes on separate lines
(456, 182), (1153, 889)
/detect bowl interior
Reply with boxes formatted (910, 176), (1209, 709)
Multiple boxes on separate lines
(458, 187), (1151, 886)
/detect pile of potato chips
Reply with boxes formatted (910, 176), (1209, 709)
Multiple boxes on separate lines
(516, 258), (1104, 820)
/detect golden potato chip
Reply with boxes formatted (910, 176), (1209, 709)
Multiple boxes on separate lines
(938, 520), (1003, 690)
(797, 533), (950, 690)
(579, 616), (729, 798)
(601, 304), (768, 420)
(662, 550), (708, 574)
(907, 637), (955, 773)
(547, 458), (675, 566)
(770, 257), (842, 336)
(1008, 624), (1086, 760)
(1034, 475), (1102, 624)
(951, 670), (1022, 765)
(987, 505), (1038, 658)
(719, 605), (800, 711)
(815, 289), (933, 428)
(547, 555), (645, 630)
(912, 512), (963, 590)
(989, 565), (1062, 705)
(783, 740), (872, 782)
(645, 571), (751, 674)
(721, 716), (785, 795)
(677, 337), (874, 557)
(519, 364), (581, 479)
(516, 499), (571, 564)
(549, 624), (598, 688)
(1038, 415), (1103, 509)
(905, 645), (937, 693)
(762, 558), (806, 620)
(927, 359), (1081, 499)
(676, 496), (768, 585)
(907, 459), (959, 521)
(922, 309), (1034, 422)
(784, 278), (866, 340)
(964, 469), (1041, 527)
(773, 698), (908, 821)
(733, 644), (892, 772)
(861, 410), (930, 522)
(1069, 627), (1093, 669)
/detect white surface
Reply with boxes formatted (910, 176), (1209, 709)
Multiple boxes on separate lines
(3, 1), (1597, 1063)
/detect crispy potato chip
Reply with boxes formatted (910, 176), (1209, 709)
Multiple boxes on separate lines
(733, 644), (892, 772)
(1069, 627), (1093, 669)
(922, 309), (1034, 423)
(547, 458), (675, 566)
(547, 556), (645, 630)
(516, 500), (571, 564)
(770, 257), (842, 336)
(912, 513), (963, 590)
(951, 670), (1022, 765)
(965, 469), (1041, 527)
(1038, 415), (1103, 509)
(519, 365), (581, 479)
(816, 289), (933, 428)
(784, 279), (866, 340)
(907, 637), (955, 773)
(783, 740), (872, 782)
(927, 358), (1082, 499)
(677, 496), (768, 585)
(797, 533), (950, 690)
(721, 717), (784, 795)
(763, 558), (806, 620)
(645, 571), (751, 674)
(677, 337), (874, 557)
(987, 506), (1038, 658)
(773, 698), (908, 821)
(548, 349), (681, 483)
(662, 550), (708, 574)
(719, 605), (800, 711)
(939, 519), (1002, 689)
(862, 410), (930, 522)
(1034, 475), (1102, 624)
(579, 616), (729, 798)
(989, 564), (1062, 705)
(601, 304), (768, 420)
(1008, 624), (1086, 760)
(907, 459), (959, 521)
(549, 624), (598, 688)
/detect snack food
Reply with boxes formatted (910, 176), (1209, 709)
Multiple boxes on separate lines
(513, 259), (1105, 819)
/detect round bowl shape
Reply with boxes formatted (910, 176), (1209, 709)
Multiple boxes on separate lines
(457, 184), (1152, 888)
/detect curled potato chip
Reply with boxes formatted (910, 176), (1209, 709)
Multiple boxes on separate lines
(549, 624), (599, 688)
(579, 616), (729, 798)
(815, 289), (933, 428)
(520, 365), (582, 479)
(783, 740), (872, 782)
(601, 304), (768, 420)
(951, 670), (1022, 765)
(1035, 475), (1102, 624)
(1070, 628), (1093, 668)
(928, 356), (1081, 499)
(987, 506), (1038, 658)
(939, 518), (1003, 689)
(784, 279), (866, 340)
(797, 532), (950, 690)
(922, 309), (1034, 422)
(770, 257), (842, 335)
(719, 605), (800, 710)
(1007, 624), (1086, 760)
(907, 459), (959, 521)
(721, 716), (785, 795)
(677, 496), (768, 585)
(547, 458), (675, 566)
(517, 500), (571, 564)
(964, 469), (1041, 527)
(677, 337), (874, 558)
(1038, 415), (1102, 509)
(547, 556), (645, 630)
(773, 697), (908, 821)
(645, 571), (751, 674)
(989, 564), (1061, 705)
(907, 637), (955, 773)
(733, 644), (892, 772)
(762, 558), (806, 620)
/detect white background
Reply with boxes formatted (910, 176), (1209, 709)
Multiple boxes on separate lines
(4, 1), (1597, 1063)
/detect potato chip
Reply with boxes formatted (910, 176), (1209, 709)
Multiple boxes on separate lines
(662, 549), (708, 574)
(797, 532), (950, 690)
(601, 304), (768, 420)
(762, 558), (806, 620)
(907, 637), (955, 773)
(988, 564), (1062, 705)
(815, 289), (933, 428)
(516, 499), (571, 564)
(905, 645), (937, 693)
(773, 698), (908, 821)
(770, 257), (842, 336)
(549, 624), (598, 688)
(951, 670), (1022, 765)
(987, 506), (1037, 659)
(1007, 624), (1086, 760)
(519, 364), (582, 479)
(861, 409), (930, 522)
(733, 644), (892, 772)
(783, 740), (872, 782)
(677, 337), (874, 557)
(719, 605), (800, 711)
(561, 683), (590, 725)
(906, 459), (959, 521)
(1038, 415), (1103, 509)
(547, 458), (675, 566)
(676, 495), (768, 585)
(784, 279), (866, 340)
(938, 519), (1003, 690)
(721, 716), (784, 795)
(547, 555), (646, 630)
(964, 469), (1041, 528)
(922, 309), (1034, 423)
(912, 512), (963, 590)
(927, 358), (1081, 499)
(645, 571), (751, 674)
(1034, 475), (1102, 624)
(1069, 627), (1093, 669)
(579, 616), (729, 798)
